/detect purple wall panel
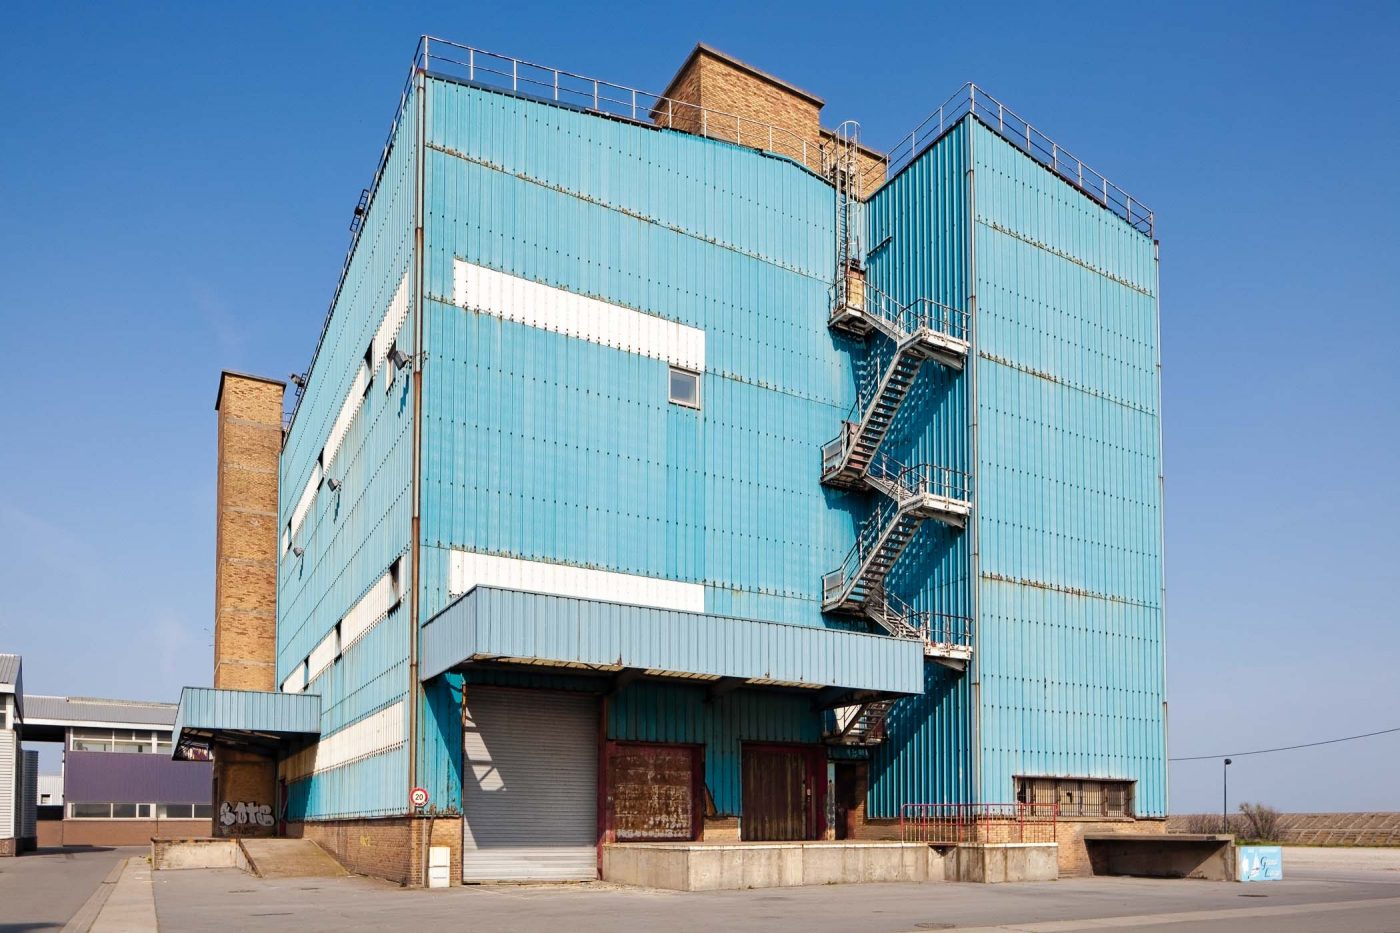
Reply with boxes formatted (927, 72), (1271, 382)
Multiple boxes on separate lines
(63, 751), (212, 804)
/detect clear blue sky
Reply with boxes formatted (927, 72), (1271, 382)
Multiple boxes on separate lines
(1, 1), (1396, 813)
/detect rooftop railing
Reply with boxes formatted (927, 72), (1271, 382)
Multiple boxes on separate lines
(421, 37), (827, 173)
(869, 82), (1155, 237)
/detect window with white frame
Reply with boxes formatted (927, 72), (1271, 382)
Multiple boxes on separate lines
(668, 367), (700, 409)
(69, 728), (171, 754)
(68, 802), (214, 820)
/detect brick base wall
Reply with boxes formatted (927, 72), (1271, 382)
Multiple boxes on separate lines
(55, 819), (213, 847)
(0, 838), (14, 857)
(702, 816), (740, 841)
(289, 815), (462, 887)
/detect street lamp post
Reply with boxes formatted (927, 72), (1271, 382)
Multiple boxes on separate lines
(1222, 758), (1233, 834)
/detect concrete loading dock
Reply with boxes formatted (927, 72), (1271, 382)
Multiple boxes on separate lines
(1084, 834), (1235, 881)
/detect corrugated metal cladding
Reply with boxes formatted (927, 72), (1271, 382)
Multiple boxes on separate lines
(418, 586), (924, 693)
(862, 126), (975, 816)
(63, 751), (212, 805)
(971, 120), (1166, 816)
(416, 75), (855, 629)
(174, 687), (321, 738)
(609, 681), (820, 816)
(275, 80), (418, 820)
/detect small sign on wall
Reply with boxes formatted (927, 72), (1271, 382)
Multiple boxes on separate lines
(1238, 845), (1283, 882)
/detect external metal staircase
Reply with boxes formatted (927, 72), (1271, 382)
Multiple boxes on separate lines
(828, 698), (898, 746)
(818, 122), (974, 740)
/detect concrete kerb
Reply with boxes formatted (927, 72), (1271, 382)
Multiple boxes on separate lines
(84, 857), (159, 933)
(60, 857), (128, 933)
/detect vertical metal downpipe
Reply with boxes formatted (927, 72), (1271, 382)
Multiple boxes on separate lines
(1153, 237), (1169, 815)
(964, 123), (981, 805)
(408, 47), (427, 851)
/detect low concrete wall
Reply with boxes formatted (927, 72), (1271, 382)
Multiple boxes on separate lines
(1085, 834), (1234, 881)
(603, 842), (943, 891)
(151, 837), (251, 872)
(946, 844), (1059, 883)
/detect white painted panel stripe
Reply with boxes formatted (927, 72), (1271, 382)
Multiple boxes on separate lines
(371, 270), (411, 368)
(448, 551), (704, 613)
(306, 629), (339, 683)
(323, 364), (369, 471)
(289, 462), (322, 539)
(452, 260), (705, 371)
(281, 701), (404, 781)
(340, 571), (400, 650)
(280, 665), (306, 695)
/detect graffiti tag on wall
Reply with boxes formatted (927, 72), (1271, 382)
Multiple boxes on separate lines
(219, 801), (275, 827)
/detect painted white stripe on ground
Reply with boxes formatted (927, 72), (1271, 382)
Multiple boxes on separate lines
(453, 260), (705, 370)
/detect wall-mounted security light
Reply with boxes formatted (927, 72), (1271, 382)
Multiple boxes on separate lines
(292, 546), (305, 558)
(388, 348), (413, 371)
(327, 478), (342, 492)
(289, 373), (307, 388)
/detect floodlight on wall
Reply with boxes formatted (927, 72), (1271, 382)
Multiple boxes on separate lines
(292, 546), (305, 558)
(289, 373), (307, 388)
(327, 478), (342, 492)
(388, 348), (413, 371)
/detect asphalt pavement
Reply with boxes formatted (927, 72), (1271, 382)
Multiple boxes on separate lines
(148, 848), (1400, 933)
(0, 846), (141, 932)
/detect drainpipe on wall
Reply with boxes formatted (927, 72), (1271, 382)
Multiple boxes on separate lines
(407, 43), (428, 870)
(964, 122), (982, 806)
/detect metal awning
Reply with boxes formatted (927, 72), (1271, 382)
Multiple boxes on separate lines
(419, 587), (924, 700)
(172, 687), (321, 760)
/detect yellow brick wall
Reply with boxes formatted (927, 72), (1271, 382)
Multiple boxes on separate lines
(291, 816), (464, 886)
(213, 373), (283, 692)
(657, 49), (824, 170)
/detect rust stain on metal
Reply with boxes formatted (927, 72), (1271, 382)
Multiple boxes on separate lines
(610, 745), (697, 841)
(981, 571), (1152, 608)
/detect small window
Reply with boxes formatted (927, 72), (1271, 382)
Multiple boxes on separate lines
(71, 803), (111, 819)
(389, 556), (404, 605)
(158, 803), (194, 819)
(668, 367), (700, 409)
(193, 804), (214, 819)
(112, 803), (138, 819)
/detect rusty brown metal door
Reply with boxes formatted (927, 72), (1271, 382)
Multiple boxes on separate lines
(741, 744), (822, 841)
(606, 742), (701, 841)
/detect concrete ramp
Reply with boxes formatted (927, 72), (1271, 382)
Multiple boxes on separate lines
(239, 839), (350, 879)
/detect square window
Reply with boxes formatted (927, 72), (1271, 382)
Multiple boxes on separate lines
(112, 803), (138, 818)
(668, 367), (700, 409)
(136, 804), (152, 818)
(193, 804), (214, 819)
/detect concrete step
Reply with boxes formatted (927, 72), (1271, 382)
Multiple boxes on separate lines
(239, 838), (349, 879)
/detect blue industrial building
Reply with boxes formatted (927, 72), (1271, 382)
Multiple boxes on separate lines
(177, 38), (1166, 884)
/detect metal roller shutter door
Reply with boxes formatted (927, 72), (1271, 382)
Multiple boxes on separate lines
(461, 688), (598, 882)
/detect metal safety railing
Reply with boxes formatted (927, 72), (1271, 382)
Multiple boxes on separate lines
(876, 591), (972, 649)
(420, 37), (826, 173)
(901, 802), (1060, 845)
(866, 452), (972, 504)
(870, 82), (1154, 237)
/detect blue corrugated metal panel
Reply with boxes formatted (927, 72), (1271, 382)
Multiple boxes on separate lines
(862, 123), (976, 815)
(286, 744), (408, 821)
(971, 119), (1166, 816)
(419, 586), (924, 694)
(173, 688), (321, 740)
(274, 80), (419, 820)
(417, 77), (855, 628)
(608, 681), (820, 816)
